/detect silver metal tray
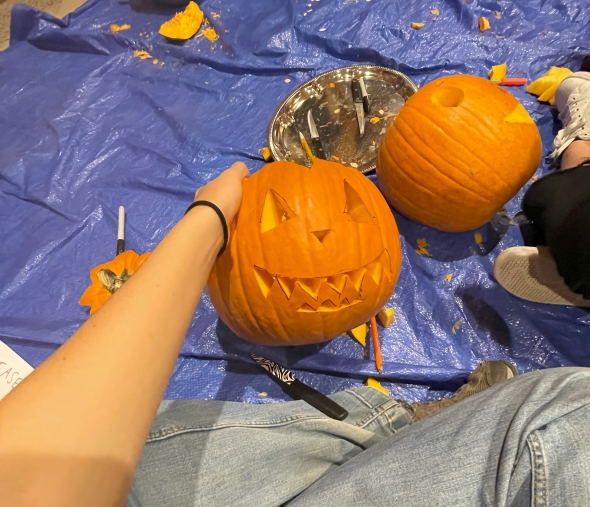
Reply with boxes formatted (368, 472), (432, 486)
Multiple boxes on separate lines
(267, 65), (418, 173)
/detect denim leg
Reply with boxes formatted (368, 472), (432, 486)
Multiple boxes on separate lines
(127, 387), (413, 507)
(290, 367), (590, 507)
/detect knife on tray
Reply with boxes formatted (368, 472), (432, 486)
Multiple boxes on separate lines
(351, 79), (365, 136)
(359, 77), (370, 114)
(306, 109), (326, 160)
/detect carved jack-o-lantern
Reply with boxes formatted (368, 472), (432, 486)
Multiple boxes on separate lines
(207, 159), (402, 346)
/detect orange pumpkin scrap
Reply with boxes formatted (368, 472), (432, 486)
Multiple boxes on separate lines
(377, 74), (542, 231)
(207, 159), (402, 346)
(159, 1), (204, 40)
(349, 323), (368, 346)
(366, 377), (389, 395)
(478, 16), (490, 32)
(110, 23), (130, 33)
(377, 307), (395, 327)
(527, 66), (573, 105)
(202, 27), (219, 42)
(79, 250), (150, 314)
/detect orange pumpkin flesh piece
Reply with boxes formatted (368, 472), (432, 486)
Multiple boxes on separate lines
(207, 159), (402, 346)
(377, 74), (542, 232)
(79, 250), (150, 314)
(159, 1), (204, 40)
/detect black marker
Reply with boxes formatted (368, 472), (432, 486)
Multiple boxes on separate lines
(116, 206), (125, 255)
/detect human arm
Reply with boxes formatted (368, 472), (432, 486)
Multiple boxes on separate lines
(0, 162), (249, 506)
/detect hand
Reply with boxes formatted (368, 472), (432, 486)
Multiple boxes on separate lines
(194, 162), (250, 223)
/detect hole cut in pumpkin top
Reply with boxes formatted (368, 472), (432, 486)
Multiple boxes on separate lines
(431, 86), (465, 107)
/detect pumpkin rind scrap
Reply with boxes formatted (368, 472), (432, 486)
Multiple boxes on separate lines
(79, 250), (150, 314)
(159, 1), (204, 40)
(207, 159), (402, 346)
(377, 74), (542, 232)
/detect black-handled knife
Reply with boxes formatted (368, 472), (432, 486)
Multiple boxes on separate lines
(250, 353), (348, 421)
(359, 77), (370, 114)
(351, 79), (365, 136)
(306, 109), (326, 159)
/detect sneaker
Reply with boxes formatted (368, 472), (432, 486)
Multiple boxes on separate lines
(552, 71), (590, 159)
(410, 361), (517, 422)
(494, 246), (590, 307)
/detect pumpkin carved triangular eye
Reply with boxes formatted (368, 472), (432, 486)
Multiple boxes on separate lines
(504, 103), (535, 125)
(343, 180), (374, 224)
(260, 189), (297, 233)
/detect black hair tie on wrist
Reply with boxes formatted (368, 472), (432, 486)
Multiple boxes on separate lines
(185, 200), (228, 256)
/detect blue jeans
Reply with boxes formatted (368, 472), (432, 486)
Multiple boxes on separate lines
(127, 368), (590, 506)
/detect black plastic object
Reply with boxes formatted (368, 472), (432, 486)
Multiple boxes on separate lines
(116, 239), (125, 256)
(185, 200), (229, 256)
(310, 137), (326, 160)
(284, 380), (349, 421)
(251, 353), (348, 420)
(351, 79), (363, 104)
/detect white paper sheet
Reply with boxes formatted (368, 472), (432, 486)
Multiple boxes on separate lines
(0, 341), (34, 400)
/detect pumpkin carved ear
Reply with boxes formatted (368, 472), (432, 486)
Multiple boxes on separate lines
(260, 189), (297, 233)
(343, 180), (374, 224)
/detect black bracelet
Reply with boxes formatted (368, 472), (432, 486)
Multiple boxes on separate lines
(185, 200), (229, 256)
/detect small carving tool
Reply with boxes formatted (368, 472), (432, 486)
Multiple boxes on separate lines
(298, 130), (315, 164)
(251, 353), (348, 420)
(370, 316), (383, 373)
(351, 79), (365, 136)
(359, 77), (370, 113)
(307, 109), (326, 159)
(501, 77), (528, 86)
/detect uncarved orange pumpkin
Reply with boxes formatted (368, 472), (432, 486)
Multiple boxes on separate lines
(377, 74), (542, 232)
(207, 159), (402, 346)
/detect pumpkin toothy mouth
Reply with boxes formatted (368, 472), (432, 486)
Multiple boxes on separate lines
(253, 250), (391, 313)
(297, 297), (362, 313)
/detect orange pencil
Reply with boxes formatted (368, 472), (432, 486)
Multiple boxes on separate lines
(370, 316), (382, 373)
(501, 77), (528, 86)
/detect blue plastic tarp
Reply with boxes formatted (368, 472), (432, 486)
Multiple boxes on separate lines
(1, 0), (589, 403)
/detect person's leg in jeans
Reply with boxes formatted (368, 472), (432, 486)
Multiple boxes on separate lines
(496, 72), (590, 304)
(290, 367), (590, 507)
(126, 361), (511, 507)
(126, 386), (413, 507)
(128, 365), (590, 506)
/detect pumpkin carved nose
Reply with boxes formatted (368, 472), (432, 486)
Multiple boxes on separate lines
(311, 229), (331, 244)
